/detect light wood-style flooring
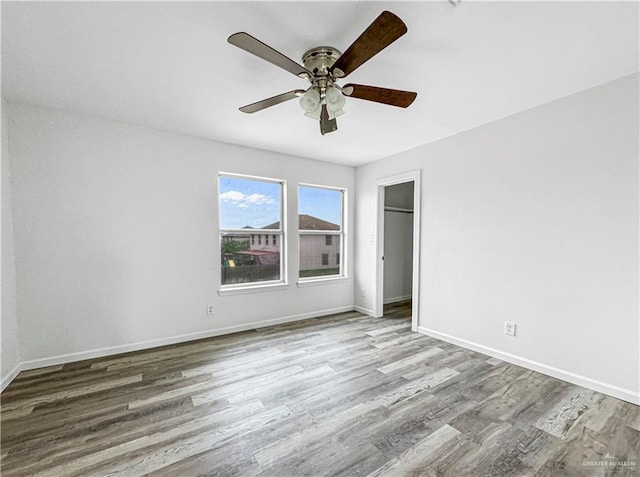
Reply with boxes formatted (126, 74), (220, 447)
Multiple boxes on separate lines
(1, 302), (638, 476)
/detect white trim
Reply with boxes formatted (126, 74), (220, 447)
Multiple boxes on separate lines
(297, 276), (349, 287)
(298, 182), (346, 192)
(17, 306), (355, 373)
(354, 305), (374, 316)
(218, 171), (285, 184)
(218, 282), (289, 296)
(376, 186), (384, 318)
(281, 177), (288, 284)
(375, 170), (421, 333)
(418, 326), (640, 406)
(223, 229), (283, 234)
(1, 363), (22, 392)
(342, 187), (349, 281)
(383, 295), (412, 305)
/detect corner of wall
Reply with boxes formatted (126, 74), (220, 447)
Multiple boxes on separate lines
(1, 98), (22, 391)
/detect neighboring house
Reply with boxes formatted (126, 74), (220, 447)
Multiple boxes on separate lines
(299, 234), (340, 271)
(235, 250), (279, 266)
(247, 230), (280, 253)
(247, 215), (340, 272)
(221, 233), (250, 246)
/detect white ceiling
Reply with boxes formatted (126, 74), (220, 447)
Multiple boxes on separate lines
(2, 1), (638, 166)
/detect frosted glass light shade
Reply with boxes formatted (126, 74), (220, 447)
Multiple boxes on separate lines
(326, 86), (346, 116)
(300, 87), (321, 119)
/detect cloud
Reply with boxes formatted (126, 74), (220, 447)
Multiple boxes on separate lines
(220, 190), (274, 209)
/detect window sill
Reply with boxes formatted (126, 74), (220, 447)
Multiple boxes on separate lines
(218, 282), (289, 296)
(297, 276), (349, 288)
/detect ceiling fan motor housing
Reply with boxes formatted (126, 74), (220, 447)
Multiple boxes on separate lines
(301, 46), (342, 78)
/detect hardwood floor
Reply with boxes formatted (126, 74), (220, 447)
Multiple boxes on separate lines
(1, 302), (638, 476)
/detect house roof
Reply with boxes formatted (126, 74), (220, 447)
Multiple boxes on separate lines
(261, 214), (339, 231)
(299, 215), (339, 231)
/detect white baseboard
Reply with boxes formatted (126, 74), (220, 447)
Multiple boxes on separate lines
(1, 362), (22, 392)
(354, 305), (373, 316)
(383, 295), (411, 305)
(418, 326), (639, 406)
(9, 306), (355, 379)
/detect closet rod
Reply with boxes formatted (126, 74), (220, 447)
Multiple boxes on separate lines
(384, 206), (413, 214)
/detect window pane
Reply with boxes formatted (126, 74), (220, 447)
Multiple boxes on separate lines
(298, 186), (342, 230)
(219, 176), (281, 229)
(299, 234), (341, 278)
(219, 175), (284, 287)
(221, 233), (281, 285)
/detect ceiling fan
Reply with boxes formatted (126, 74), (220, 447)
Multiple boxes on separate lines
(228, 11), (417, 135)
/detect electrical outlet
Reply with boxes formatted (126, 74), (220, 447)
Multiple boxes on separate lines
(206, 305), (215, 315)
(360, 287), (366, 297)
(504, 321), (516, 337)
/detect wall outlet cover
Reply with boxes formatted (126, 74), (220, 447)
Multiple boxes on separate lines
(504, 321), (516, 336)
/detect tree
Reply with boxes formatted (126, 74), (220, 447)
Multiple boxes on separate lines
(222, 239), (250, 254)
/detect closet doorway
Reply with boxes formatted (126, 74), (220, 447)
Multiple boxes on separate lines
(375, 171), (421, 332)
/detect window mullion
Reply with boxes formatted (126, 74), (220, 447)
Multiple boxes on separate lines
(298, 230), (341, 235)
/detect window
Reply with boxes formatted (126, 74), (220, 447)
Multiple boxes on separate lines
(298, 185), (345, 279)
(219, 174), (284, 287)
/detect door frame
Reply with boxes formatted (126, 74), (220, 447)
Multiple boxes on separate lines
(375, 170), (421, 331)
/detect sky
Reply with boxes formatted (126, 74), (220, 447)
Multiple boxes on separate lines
(219, 176), (342, 229)
(298, 186), (342, 225)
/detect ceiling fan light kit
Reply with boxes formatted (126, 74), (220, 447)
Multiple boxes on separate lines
(228, 11), (417, 135)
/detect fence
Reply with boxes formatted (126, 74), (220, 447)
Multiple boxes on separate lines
(221, 264), (280, 285)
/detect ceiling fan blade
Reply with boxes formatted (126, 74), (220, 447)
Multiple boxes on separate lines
(239, 90), (306, 114)
(228, 32), (312, 79)
(343, 83), (417, 108)
(320, 104), (338, 135)
(330, 11), (407, 78)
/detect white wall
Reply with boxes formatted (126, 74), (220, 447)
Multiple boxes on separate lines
(383, 182), (414, 303)
(7, 103), (355, 367)
(356, 74), (639, 403)
(1, 100), (21, 389)
(384, 181), (414, 210)
(383, 211), (413, 303)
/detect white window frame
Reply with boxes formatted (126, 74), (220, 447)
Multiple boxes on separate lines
(297, 183), (347, 286)
(218, 172), (287, 296)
